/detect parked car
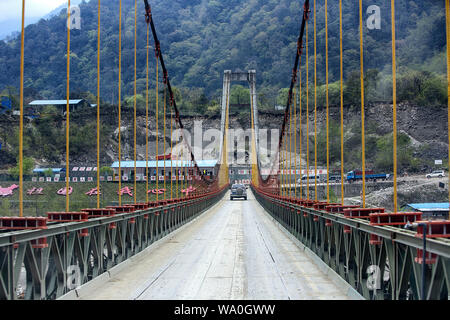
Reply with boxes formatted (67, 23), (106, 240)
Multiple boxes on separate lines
(329, 175), (342, 183)
(297, 175), (322, 184)
(426, 170), (445, 178)
(230, 184), (247, 200)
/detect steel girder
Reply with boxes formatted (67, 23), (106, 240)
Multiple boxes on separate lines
(252, 187), (450, 300)
(0, 188), (227, 300)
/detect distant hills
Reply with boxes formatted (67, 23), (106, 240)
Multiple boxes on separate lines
(0, 0), (446, 105)
(0, 0), (84, 41)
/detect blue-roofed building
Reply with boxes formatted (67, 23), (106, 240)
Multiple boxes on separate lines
(33, 168), (64, 174)
(28, 99), (94, 114)
(110, 160), (218, 181)
(406, 203), (449, 220)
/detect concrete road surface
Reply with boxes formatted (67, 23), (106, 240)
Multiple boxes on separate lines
(77, 190), (350, 300)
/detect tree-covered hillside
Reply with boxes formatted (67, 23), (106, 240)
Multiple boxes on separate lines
(0, 0), (447, 109)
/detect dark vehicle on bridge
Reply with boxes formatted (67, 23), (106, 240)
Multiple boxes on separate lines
(346, 170), (390, 183)
(230, 183), (247, 200)
(329, 175), (342, 182)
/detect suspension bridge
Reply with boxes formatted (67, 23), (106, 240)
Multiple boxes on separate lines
(0, 0), (449, 300)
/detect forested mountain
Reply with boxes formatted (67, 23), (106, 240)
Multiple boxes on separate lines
(0, 0), (447, 110)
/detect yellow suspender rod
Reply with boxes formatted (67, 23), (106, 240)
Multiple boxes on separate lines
(19, 0), (25, 217)
(289, 93), (293, 197)
(314, 0), (318, 201)
(392, 0), (398, 213)
(446, 0), (450, 212)
(163, 84), (167, 201)
(96, 0), (101, 209)
(118, 0), (122, 206)
(66, 0), (71, 212)
(294, 87), (297, 199)
(156, 60), (159, 201)
(133, 0), (137, 204)
(146, 23), (150, 203)
(279, 141), (282, 196)
(339, 0), (345, 205)
(325, 0), (330, 202)
(306, 20), (310, 201)
(299, 55), (303, 199)
(170, 109), (173, 200)
(359, 0), (366, 208)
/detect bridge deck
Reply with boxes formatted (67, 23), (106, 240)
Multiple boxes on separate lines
(77, 191), (349, 300)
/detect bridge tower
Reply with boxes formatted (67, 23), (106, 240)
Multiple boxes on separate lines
(219, 70), (259, 186)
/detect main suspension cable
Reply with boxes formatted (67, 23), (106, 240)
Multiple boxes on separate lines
(143, 0), (214, 186)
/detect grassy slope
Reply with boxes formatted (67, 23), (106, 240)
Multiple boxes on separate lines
(0, 181), (188, 217)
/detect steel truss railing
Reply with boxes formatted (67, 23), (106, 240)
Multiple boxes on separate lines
(0, 187), (228, 300)
(252, 186), (450, 300)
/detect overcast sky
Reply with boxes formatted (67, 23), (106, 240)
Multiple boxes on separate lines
(0, 0), (67, 22)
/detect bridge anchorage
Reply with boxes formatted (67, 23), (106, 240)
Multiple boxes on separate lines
(0, 0), (449, 302)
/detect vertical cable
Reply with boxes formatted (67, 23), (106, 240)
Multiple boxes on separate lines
(359, 0), (366, 208)
(325, 0), (329, 202)
(282, 139), (285, 196)
(156, 60), (159, 201)
(339, 0), (345, 205)
(289, 94), (293, 197)
(96, 0), (101, 208)
(133, 0), (137, 204)
(19, 0), (25, 217)
(184, 150), (188, 197)
(284, 137), (287, 196)
(170, 109), (173, 200)
(282, 135), (286, 196)
(146, 23), (149, 203)
(250, 85), (256, 186)
(175, 119), (179, 199)
(163, 84), (167, 201)
(294, 88), (297, 198)
(279, 138), (282, 196)
(306, 20), (310, 201)
(65, 0), (71, 212)
(314, 0), (318, 201)
(299, 55), (303, 199)
(118, 0), (122, 206)
(392, 0), (398, 212)
(446, 0), (450, 213)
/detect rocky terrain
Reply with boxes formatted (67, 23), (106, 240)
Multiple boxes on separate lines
(0, 101), (447, 172)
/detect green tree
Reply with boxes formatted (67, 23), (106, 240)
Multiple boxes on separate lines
(43, 168), (54, 177)
(100, 166), (114, 176)
(9, 156), (34, 179)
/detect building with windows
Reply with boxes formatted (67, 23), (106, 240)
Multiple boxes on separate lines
(27, 99), (94, 114)
(110, 160), (218, 182)
(406, 203), (449, 220)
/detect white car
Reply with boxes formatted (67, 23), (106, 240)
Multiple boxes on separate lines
(426, 170), (445, 178)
